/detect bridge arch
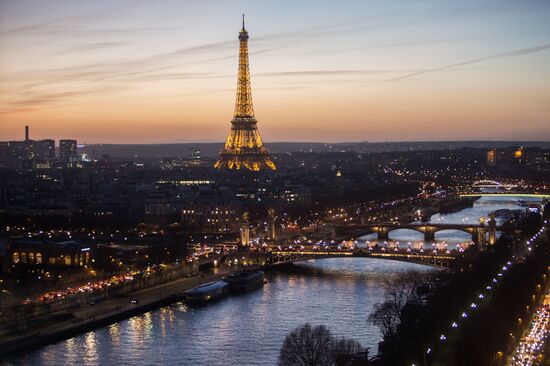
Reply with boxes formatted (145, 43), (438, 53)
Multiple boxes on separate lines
(336, 223), (486, 244)
(471, 180), (518, 192)
(433, 229), (475, 243)
(434, 228), (477, 240)
(433, 227), (477, 243)
(473, 180), (503, 187)
(357, 232), (378, 241)
(387, 228), (424, 241)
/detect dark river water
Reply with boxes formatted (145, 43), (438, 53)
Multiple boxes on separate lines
(6, 197), (535, 365)
(8, 259), (435, 366)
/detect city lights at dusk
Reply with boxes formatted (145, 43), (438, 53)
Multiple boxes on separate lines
(1, 1), (549, 366)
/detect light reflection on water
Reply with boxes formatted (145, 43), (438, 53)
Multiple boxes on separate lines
(83, 332), (97, 366)
(6, 197), (536, 366)
(428, 196), (530, 226)
(7, 259), (437, 366)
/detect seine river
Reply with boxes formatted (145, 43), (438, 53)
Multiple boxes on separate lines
(6, 197), (533, 366)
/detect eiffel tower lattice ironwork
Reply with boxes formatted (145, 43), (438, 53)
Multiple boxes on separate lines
(214, 15), (276, 171)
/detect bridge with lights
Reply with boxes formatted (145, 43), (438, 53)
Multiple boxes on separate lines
(215, 216), (501, 269)
(471, 180), (518, 190)
(265, 248), (458, 268)
(331, 221), (498, 246)
(210, 246), (461, 269)
(458, 180), (550, 199)
(459, 193), (550, 198)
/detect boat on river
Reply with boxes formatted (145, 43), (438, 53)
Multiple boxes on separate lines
(493, 209), (512, 218)
(224, 270), (264, 292)
(183, 281), (229, 304)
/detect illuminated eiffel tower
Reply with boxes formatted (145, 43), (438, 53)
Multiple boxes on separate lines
(214, 15), (276, 171)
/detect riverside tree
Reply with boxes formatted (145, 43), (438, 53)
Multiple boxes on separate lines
(368, 270), (430, 339)
(278, 323), (365, 366)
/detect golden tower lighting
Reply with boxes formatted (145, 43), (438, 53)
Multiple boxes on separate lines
(214, 15), (276, 171)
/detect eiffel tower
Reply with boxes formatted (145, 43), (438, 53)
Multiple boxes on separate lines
(214, 15), (276, 171)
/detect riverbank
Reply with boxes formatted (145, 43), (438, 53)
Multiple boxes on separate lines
(0, 267), (233, 359)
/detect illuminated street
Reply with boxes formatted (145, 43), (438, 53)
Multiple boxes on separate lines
(510, 293), (550, 366)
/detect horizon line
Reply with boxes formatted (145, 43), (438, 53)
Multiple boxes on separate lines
(75, 139), (550, 146)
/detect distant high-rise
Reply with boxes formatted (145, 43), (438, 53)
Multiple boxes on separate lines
(214, 16), (276, 171)
(33, 139), (55, 161)
(514, 146), (524, 159)
(0, 126), (55, 168)
(59, 139), (78, 162)
(190, 148), (201, 161)
(486, 149), (497, 166)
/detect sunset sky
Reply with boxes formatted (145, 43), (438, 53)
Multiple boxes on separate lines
(1, 0), (549, 143)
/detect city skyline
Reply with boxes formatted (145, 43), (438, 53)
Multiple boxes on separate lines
(1, 0), (550, 143)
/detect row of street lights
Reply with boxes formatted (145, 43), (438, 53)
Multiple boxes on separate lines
(422, 220), (547, 364)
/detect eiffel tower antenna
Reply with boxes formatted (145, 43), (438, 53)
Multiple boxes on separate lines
(214, 16), (276, 171)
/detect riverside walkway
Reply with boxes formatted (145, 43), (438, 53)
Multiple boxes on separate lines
(0, 267), (232, 358)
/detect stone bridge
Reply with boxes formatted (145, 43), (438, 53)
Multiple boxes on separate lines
(333, 222), (497, 246)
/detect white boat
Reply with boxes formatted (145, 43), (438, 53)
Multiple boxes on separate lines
(184, 281), (229, 304)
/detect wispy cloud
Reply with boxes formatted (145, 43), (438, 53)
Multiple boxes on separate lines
(0, 108), (37, 116)
(9, 89), (109, 108)
(1, 0), (161, 36)
(3, 14), (99, 35)
(0, 34), (283, 110)
(63, 42), (131, 52)
(1, 40), (236, 89)
(388, 43), (550, 81)
(258, 70), (412, 77)
(340, 38), (456, 53)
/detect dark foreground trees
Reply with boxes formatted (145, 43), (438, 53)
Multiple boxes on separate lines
(368, 271), (431, 340)
(278, 323), (366, 366)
